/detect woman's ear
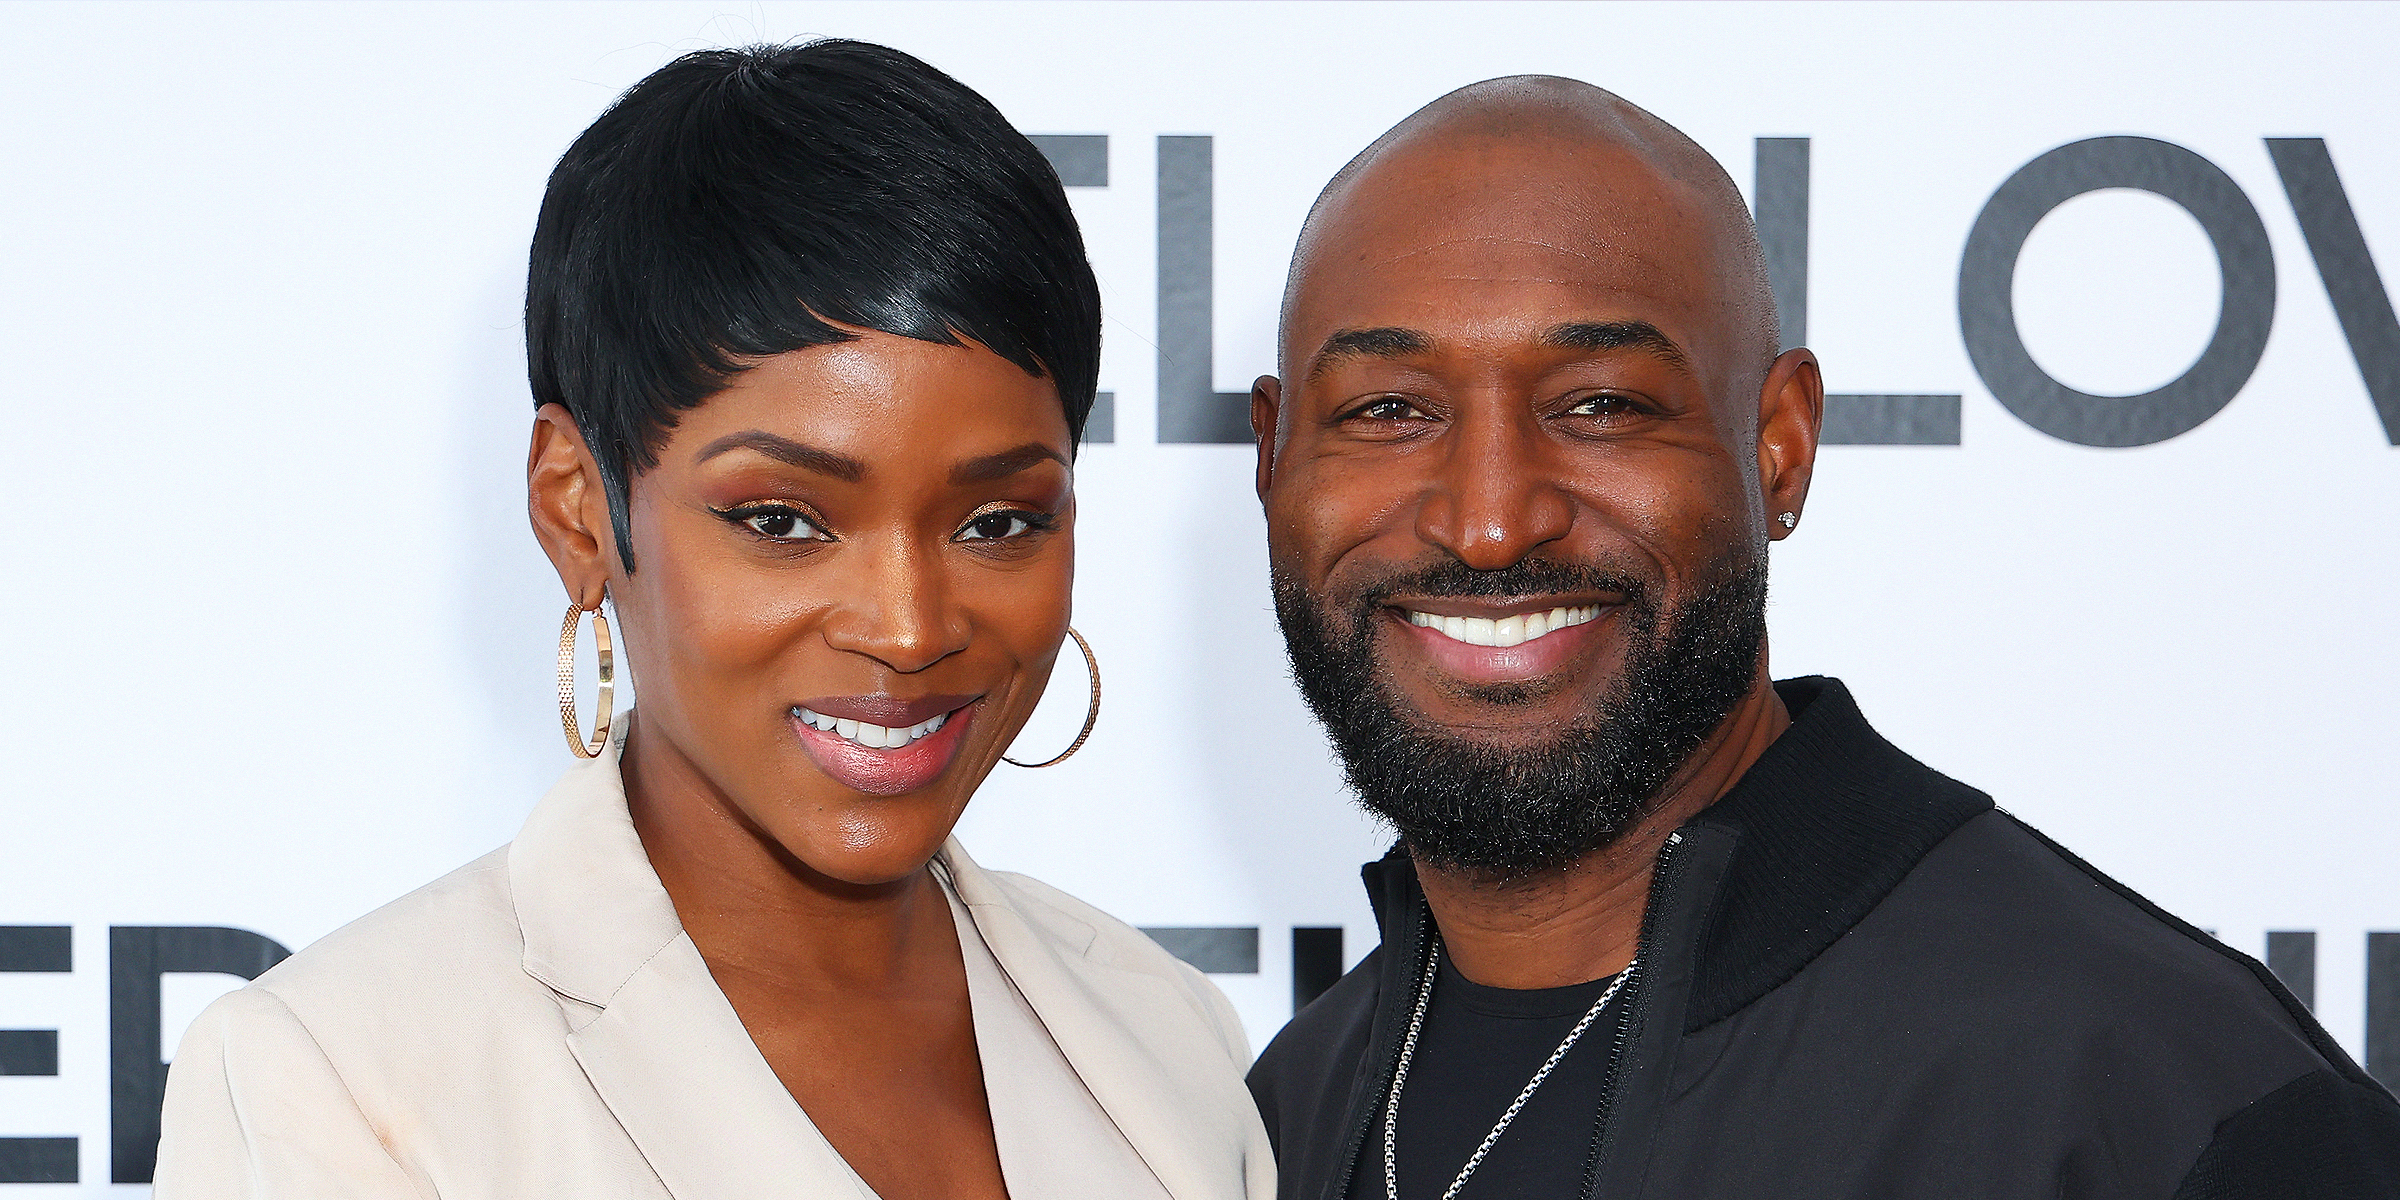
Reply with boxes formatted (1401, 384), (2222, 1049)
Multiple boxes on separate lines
(527, 403), (618, 606)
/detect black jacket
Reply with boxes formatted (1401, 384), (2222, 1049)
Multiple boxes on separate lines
(1248, 678), (2400, 1199)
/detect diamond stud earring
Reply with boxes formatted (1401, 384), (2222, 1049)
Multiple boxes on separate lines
(1778, 511), (1798, 529)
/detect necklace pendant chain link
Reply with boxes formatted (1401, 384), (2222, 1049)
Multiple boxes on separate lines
(1383, 940), (1636, 1200)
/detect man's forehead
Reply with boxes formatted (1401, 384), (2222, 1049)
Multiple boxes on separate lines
(1290, 204), (1724, 370)
(1291, 227), (1697, 314)
(1276, 111), (1766, 379)
(1298, 134), (1726, 289)
(1313, 132), (1707, 246)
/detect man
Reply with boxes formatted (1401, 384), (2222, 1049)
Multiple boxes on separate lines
(1244, 76), (2400, 1200)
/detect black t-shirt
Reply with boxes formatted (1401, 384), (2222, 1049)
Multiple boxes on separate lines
(1349, 955), (1626, 1200)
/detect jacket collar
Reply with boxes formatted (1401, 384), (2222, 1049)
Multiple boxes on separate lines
(508, 720), (874, 1198)
(946, 850), (1271, 1200)
(507, 720), (680, 1010)
(1364, 677), (1992, 1031)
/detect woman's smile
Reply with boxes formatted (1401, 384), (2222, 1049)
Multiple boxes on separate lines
(790, 694), (983, 796)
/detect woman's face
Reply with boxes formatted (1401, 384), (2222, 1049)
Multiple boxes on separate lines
(566, 331), (1075, 887)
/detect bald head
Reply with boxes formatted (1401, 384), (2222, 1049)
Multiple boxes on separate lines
(1283, 75), (1780, 391)
(1252, 76), (1823, 882)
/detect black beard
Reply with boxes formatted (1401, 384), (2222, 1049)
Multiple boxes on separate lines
(1271, 551), (1769, 879)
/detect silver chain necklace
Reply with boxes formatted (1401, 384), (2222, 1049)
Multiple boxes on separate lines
(1382, 941), (1636, 1200)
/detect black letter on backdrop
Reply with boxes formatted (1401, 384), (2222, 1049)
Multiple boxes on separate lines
(0, 927), (76, 1183)
(2371, 932), (2400, 1092)
(2266, 930), (2317, 1012)
(1140, 926), (1260, 975)
(1292, 926), (1345, 1013)
(1960, 136), (2275, 447)
(111, 927), (290, 1183)
(1031, 134), (1116, 443)
(1756, 137), (1811, 351)
(1752, 138), (1962, 444)
(2266, 138), (2400, 444)
(1157, 135), (1253, 444)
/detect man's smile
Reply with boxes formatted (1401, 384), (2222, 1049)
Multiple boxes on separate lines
(1398, 602), (1605, 649)
(1381, 599), (1622, 686)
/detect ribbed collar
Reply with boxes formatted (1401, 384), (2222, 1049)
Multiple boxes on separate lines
(1363, 677), (1992, 1031)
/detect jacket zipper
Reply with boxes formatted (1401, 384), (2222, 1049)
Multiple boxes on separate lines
(1325, 889), (1431, 1200)
(1577, 830), (1686, 1200)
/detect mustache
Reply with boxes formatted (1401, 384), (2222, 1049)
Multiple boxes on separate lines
(1349, 556), (1653, 609)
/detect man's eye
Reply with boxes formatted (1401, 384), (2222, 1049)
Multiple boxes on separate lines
(957, 511), (1049, 541)
(731, 506), (827, 541)
(1564, 393), (1637, 418)
(1355, 396), (1429, 421)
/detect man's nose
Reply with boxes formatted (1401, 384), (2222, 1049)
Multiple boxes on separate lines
(1413, 406), (1575, 571)
(818, 538), (972, 673)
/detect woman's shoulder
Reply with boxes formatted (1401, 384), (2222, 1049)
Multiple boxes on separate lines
(156, 841), (676, 1196)
(245, 847), (523, 1000)
(943, 843), (1251, 1062)
(204, 844), (577, 1068)
(946, 849), (1161, 967)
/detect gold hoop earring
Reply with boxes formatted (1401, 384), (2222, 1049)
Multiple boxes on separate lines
(557, 600), (614, 759)
(1003, 627), (1100, 768)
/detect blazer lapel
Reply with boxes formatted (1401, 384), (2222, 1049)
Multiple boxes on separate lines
(567, 937), (875, 1200)
(944, 842), (1257, 1200)
(509, 723), (873, 1200)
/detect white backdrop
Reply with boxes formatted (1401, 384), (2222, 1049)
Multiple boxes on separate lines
(2, 1), (2397, 1190)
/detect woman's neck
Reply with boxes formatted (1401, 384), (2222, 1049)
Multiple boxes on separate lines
(619, 716), (958, 995)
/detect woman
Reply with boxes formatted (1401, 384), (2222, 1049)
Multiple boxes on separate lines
(154, 40), (1272, 1200)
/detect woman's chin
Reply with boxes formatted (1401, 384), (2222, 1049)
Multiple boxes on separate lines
(787, 818), (965, 889)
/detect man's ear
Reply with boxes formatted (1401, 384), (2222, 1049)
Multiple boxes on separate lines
(1757, 349), (1823, 541)
(527, 403), (618, 607)
(1251, 374), (1283, 502)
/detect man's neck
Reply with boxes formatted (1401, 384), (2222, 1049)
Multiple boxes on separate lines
(1415, 673), (1791, 991)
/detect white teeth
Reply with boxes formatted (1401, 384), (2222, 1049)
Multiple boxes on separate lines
(794, 707), (951, 751)
(1404, 604), (1603, 649)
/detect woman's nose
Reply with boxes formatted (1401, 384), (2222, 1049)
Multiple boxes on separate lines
(818, 539), (972, 673)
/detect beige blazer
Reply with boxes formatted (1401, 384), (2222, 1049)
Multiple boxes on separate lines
(154, 737), (1275, 1199)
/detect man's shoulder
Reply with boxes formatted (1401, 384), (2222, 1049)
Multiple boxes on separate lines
(1808, 807), (2355, 1097)
(1659, 808), (2398, 1196)
(1900, 811), (2311, 1023)
(1256, 944), (1383, 1073)
(1248, 944), (1385, 1145)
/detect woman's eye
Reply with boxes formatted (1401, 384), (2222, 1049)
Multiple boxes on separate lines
(957, 510), (1046, 542)
(736, 507), (826, 541)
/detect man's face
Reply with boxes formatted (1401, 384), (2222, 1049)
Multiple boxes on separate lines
(1256, 129), (1814, 874)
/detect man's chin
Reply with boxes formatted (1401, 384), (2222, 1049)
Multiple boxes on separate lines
(1377, 659), (1607, 738)
(1394, 714), (1591, 755)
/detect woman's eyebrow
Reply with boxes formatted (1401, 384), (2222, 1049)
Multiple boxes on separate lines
(951, 443), (1068, 485)
(693, 430), (867, 482)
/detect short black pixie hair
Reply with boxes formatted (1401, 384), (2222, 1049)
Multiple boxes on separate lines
(526, 39), (1101, 569)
